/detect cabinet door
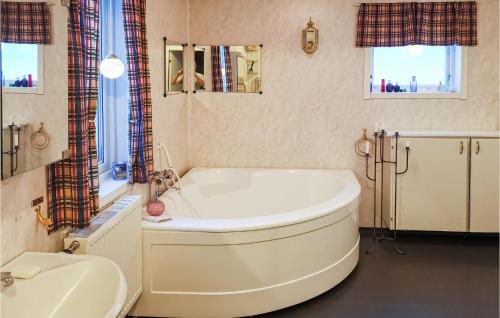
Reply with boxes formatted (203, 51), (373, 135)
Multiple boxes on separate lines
(397, 138), (468, 232)
(470, 138), (499, 233)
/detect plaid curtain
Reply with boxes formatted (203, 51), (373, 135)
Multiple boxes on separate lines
(418, 2), (477, 46)
(211, 46), (223, 92)
(211, 46), (232, 92)
(46, 0), (100, 233)
(1, 1), (52, 44)
(122, 0), (154, 184)
(356, 1), (477, 47)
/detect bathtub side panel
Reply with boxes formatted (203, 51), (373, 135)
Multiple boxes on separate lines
(130, 210), (359, 317)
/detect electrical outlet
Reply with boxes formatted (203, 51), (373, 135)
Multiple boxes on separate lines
(32, 196), (44, 207)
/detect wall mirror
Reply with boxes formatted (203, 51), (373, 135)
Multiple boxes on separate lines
(164, 38), (187, 96)
(193, 45), (262, 93)
(1, 1), (69, 180)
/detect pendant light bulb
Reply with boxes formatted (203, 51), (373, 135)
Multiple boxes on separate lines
(100, 54), (125, 79)
(99, 0), (124, 79)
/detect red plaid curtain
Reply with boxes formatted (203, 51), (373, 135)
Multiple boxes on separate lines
(211, 46), (233, 92)
(356, 1), (477, 47)
(1, 1), (52, 44)
(122, 0), (154, 184)
(211, 46), (223, 92)
(46, 0), (100, 232)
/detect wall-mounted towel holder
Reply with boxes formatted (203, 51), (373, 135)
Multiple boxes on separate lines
(32, 197), (52, 226)
(30, 122), (50, 150)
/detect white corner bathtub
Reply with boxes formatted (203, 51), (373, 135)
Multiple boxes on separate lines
(130, 168), (361, 318)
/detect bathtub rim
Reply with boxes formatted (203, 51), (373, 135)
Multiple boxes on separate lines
(143, 167), (361, 233)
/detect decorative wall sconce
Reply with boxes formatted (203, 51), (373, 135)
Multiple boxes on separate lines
(302, 17), (318, 54)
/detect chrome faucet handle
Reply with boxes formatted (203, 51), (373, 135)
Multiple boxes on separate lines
(1, 272), (14, 287)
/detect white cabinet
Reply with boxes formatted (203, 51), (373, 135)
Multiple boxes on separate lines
(383, 136), (499, 233)
(470, 138), (499, 232)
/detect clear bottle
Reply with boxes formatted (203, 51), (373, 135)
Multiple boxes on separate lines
(445, 74), (451, 91)
(438, 81), (446, 92)
(410, 76), (417, 92)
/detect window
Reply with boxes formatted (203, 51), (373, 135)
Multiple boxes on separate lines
(96, 0), (129, 179)
(219, 46), (228, 92)
(365, 45), (467, 99)
(1, 43), (43, 94)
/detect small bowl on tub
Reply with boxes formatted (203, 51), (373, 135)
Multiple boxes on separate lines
(147, 200), (165, 216)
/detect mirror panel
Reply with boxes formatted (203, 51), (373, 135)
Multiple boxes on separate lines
(164, 38), (186, 95)
(1, 2), (69, 180)
(194, 45), (261, 93)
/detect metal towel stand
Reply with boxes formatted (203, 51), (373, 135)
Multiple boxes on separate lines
(364, 130), (411, 255)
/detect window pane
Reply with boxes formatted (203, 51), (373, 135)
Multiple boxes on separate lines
(96, 0), (108, 166)
(1, 43), (38, 87)
(96, 76), (105, 165)
(220, 46), (228, 92)
(372, 45), (456, 92)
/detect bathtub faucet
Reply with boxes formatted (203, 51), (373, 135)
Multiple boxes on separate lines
(1, 272), (13, 288)
(158, 143), (183, 190)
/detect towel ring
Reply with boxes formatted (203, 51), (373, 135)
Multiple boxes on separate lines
(354, 128), (375, 157)
(30, 122), (50, 150)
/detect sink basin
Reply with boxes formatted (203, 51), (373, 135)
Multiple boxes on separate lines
(1, 252), (127, 318)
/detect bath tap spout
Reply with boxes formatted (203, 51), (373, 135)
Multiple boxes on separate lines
(1, 272), (14, 288)
(62, 241), (80, 254)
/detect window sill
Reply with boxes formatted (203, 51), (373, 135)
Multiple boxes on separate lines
(99, 174), (130, 208)
(2, 87), (43, 94)
(367, 92), (466, 100)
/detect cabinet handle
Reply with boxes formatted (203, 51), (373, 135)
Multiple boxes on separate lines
(459, 141), (464, 154)
(476, 141), (480, 154)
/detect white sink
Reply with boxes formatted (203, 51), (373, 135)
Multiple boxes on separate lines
(1, 252), (127, 318)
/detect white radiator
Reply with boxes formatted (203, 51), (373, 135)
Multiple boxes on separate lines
(64, 195), (142, 318)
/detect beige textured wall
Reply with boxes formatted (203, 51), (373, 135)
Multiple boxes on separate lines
(0, 0), (189, 265)
(1, 3), (69, 265)
(188, 0), (500, 227)
(147, 0), (189, 175)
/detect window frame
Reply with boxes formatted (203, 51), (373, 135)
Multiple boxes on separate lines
(97, 72), (114, 175)
(97, 0), (117, 177)
(1, 44), (44, 95)
(95, 0), (131, 209)
(363, 46), (468, 100)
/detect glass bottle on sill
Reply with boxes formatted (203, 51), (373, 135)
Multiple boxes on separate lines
(445, 74), (451, 91)
(21, 75), (28, 87)
(386, 80), (394, 93)
(394, 82), (400, 92)
(438, 81), (447, 92)
(381, 79), (386, 93)
(410, 76), (417, 92)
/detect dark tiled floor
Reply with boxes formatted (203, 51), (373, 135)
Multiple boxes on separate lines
(257, 231), (499, 318)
